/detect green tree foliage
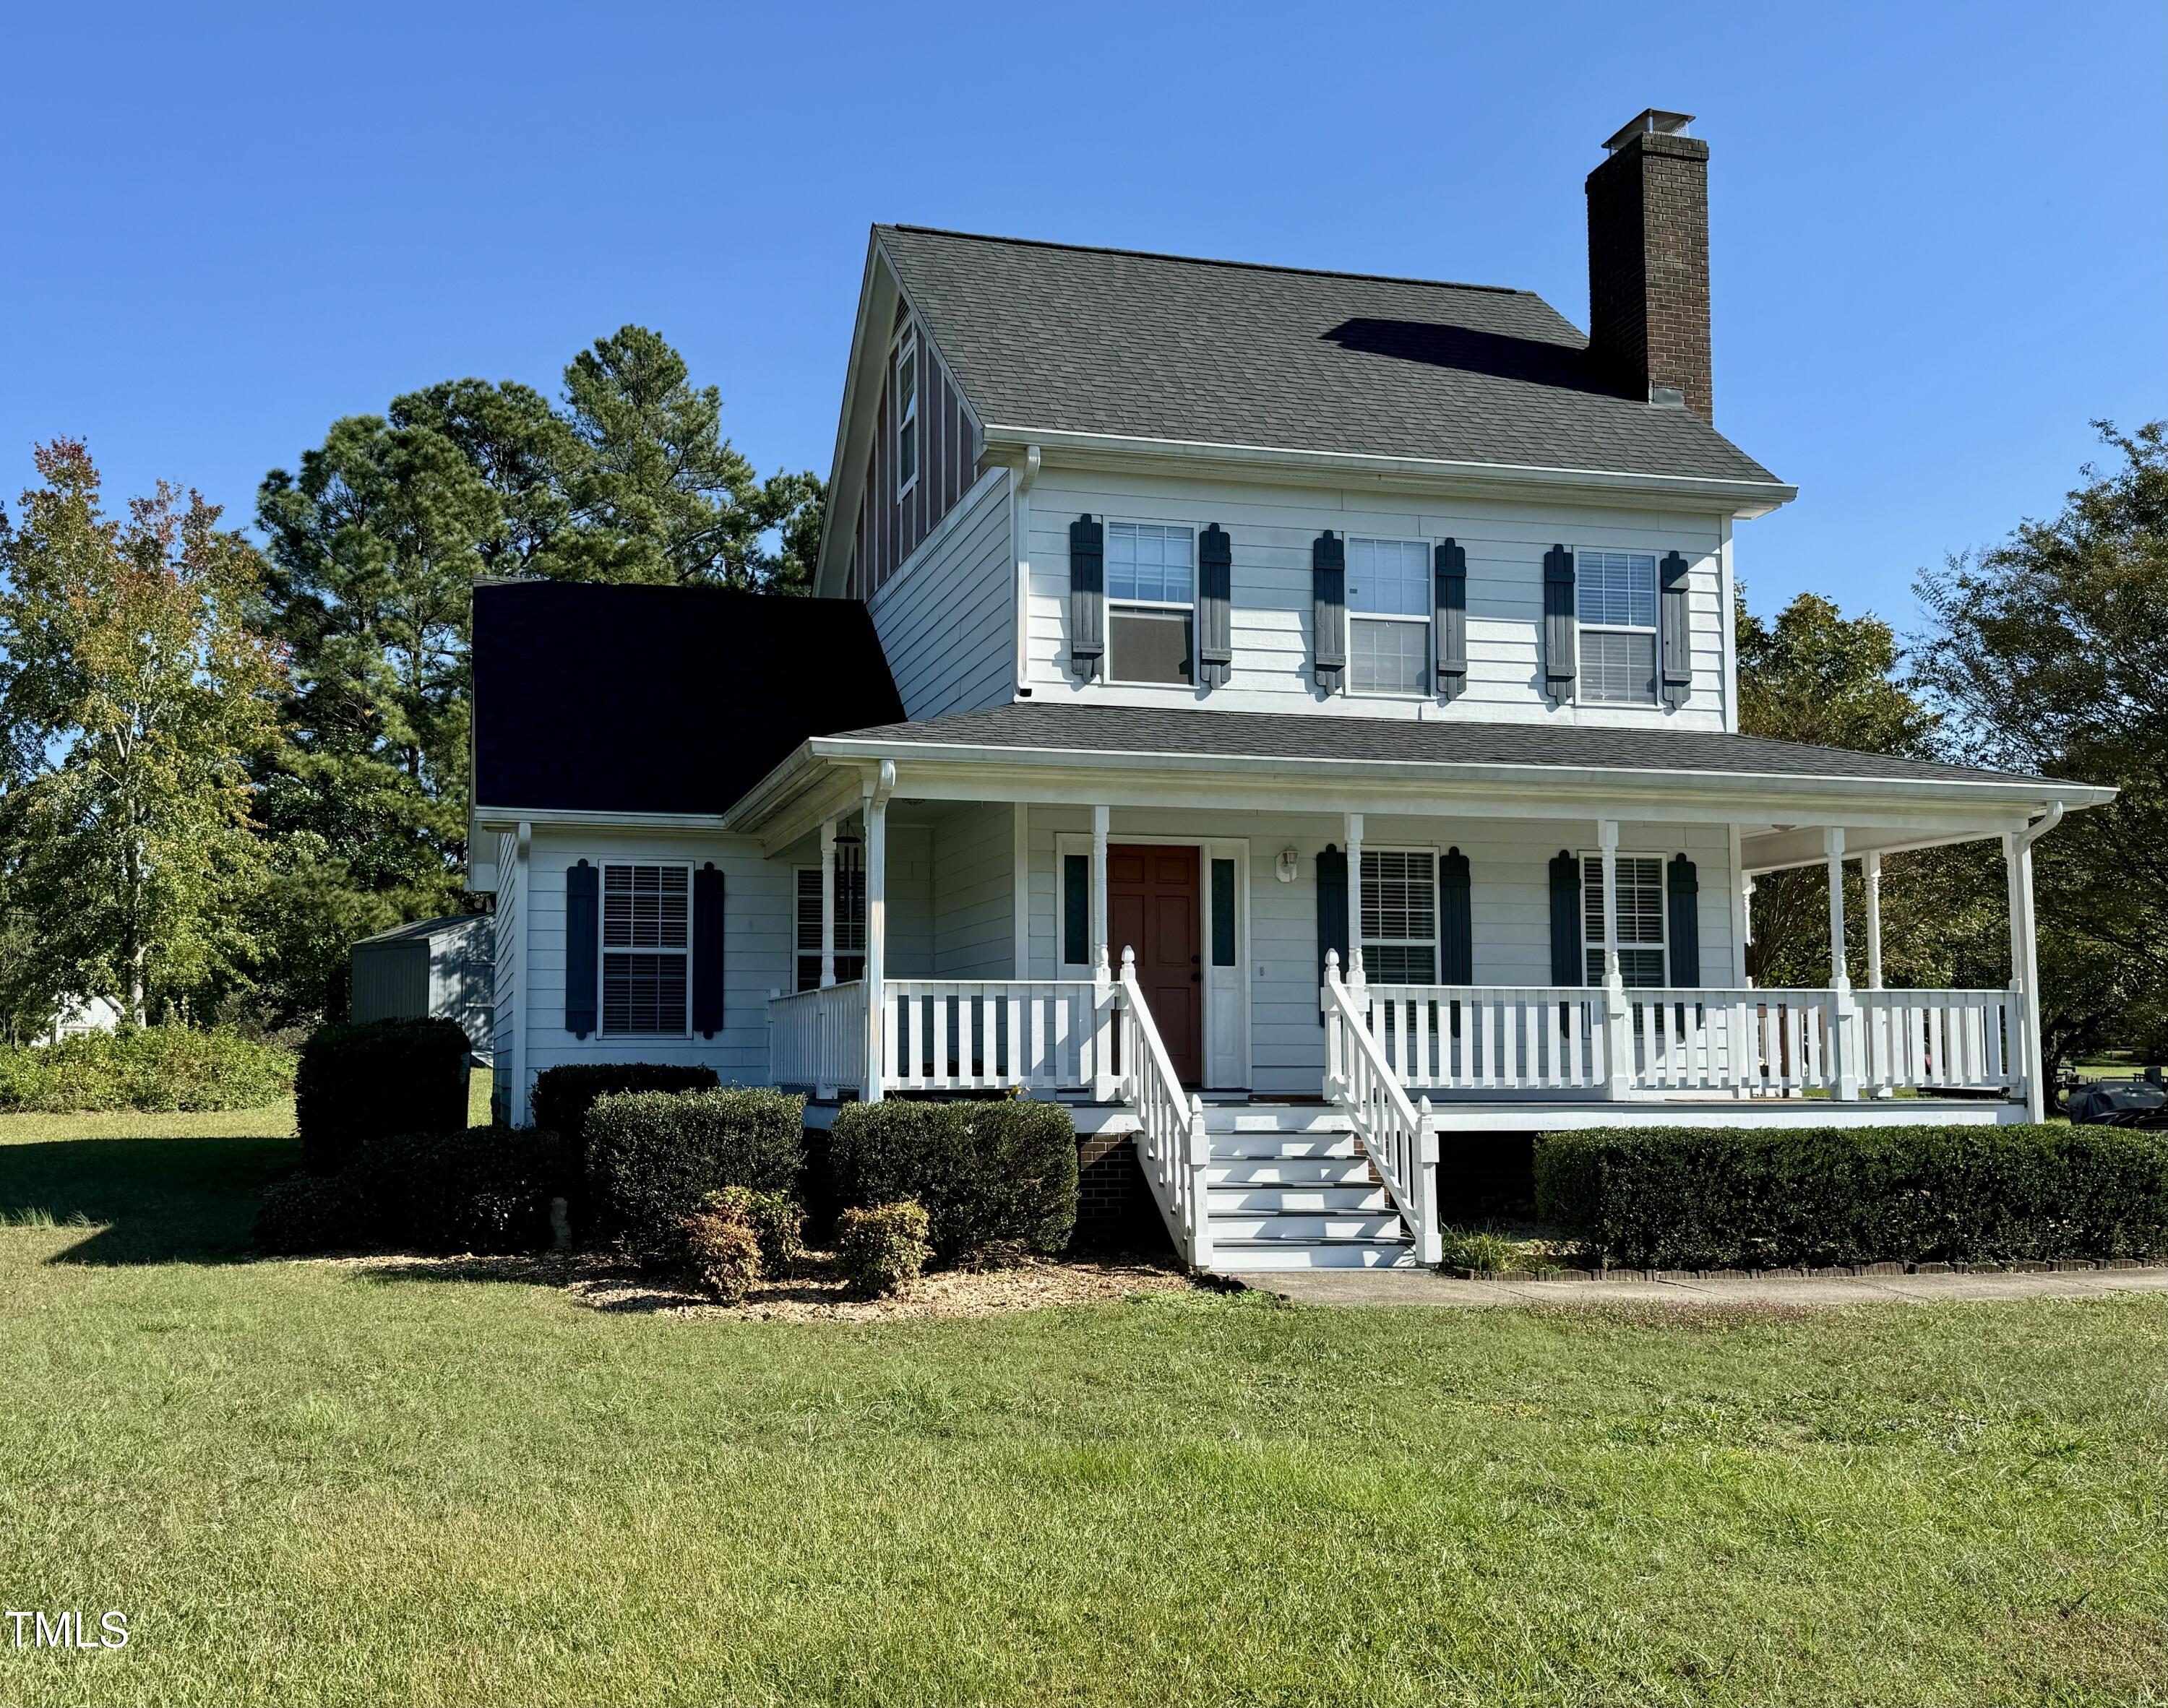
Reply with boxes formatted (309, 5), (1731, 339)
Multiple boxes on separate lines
(1915, 420), (2168, 1061)
(0, 441), (285, 1025)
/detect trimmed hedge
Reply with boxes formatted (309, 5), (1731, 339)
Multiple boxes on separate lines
(256, 1125), (566, 1256)
(296, 1019), (471, 1175)
(0, 1027), (294, 1113)
(1534, 1124), (2168, 1269)
(530, 1063), (720, 1168)
(829, 1100), (1077, 1264)
(585, 1087), (805, 1267)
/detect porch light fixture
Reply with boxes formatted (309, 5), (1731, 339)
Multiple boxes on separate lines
(1276, 847), (1299, 883)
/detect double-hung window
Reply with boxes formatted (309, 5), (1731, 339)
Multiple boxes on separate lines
(794, 842), (866, 991)
(1347, 538), (1431, 696)
(1106, 522), (1195, 685)
(1362, 849), (1437, 983)
(893, 329), (919, 498)
(1582, 855), (1666, 987)
(603, 863), (689, 1035)
(1577, 550), (1659, 704)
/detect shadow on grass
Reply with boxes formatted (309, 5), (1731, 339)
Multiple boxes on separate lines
(0, 1135), (300, 1264)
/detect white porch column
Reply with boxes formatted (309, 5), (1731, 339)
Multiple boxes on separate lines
(818, 816), (838, 989)
(2005, 829), (2045, 1121)
(1862, 850), (1883, 990)
(1343, 813), (1365, 987)
(1824, 826), (1861, 1099)
(1598, 821), (1632, 1099)
(1090, 804), (1111, 983)
(861, 763), (894, 1102)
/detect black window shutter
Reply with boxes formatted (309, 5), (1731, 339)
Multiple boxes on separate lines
(1548, 850), (1582, 986)
(1440, 847), (1472, 984)
(1543, 545), (1577, 702)
(1666, 853), (1700, 988)
(1315, 843), (1348, 1023)
(1069, 514), (1104, 680)
(1312, 531), (1346, 689)
(1435, 538), (1468, 702)
(1198, 524), (1232, 687)
(692, 861), (726, 1037)
(1659, 550), (1691, 708)
(565, 860), (598, 1038)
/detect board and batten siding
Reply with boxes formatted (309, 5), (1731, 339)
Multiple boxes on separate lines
(1018, 467), (1734, 730)
(511, 829), (793, 1118)
(867, 468), (1015, 720)
(846, 327), (981, 600)
(1023, 807), (1739, 1096)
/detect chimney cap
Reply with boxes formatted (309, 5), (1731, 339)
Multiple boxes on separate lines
(1602, 109), (1695, 152)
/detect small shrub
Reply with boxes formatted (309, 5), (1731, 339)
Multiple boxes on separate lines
(254, 1173), (369, 1254)
(1436, 1226), (1520, 1273)
(829, 1100), (1077, 1265)
(585, 1087), (805, 1268)
(530, 1063), (720, 1167)
(702, 1186), (805, 1275)
(680, 1191), (765, 1302)
(296, 1019), (471, 1175)
(835, 1200), (932, 1298)
(1535, 1123), (2168, 1269)
(0, 1027), (294, 1114)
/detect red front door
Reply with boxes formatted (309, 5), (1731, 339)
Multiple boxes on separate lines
(1108, 844), (1203, 1087)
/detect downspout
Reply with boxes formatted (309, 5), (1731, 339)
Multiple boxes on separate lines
(513, 820), (532, 1125)
(1012, 444), (1041, 699)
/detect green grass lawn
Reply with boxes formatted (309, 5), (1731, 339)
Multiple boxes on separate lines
(0, 1091), (2161, 1707)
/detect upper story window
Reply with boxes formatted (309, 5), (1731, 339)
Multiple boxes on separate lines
(1577, 550), (1659, 704)
(893, 329), (919, 499)
(1106, 522), (1194, 686)
(1362, 848), (1437, 983)
(1581, 854), (1666, 986)
(1347, 538), (1431, 696)
(794, 842), (866, 991)
(603, 863), (689, 1035)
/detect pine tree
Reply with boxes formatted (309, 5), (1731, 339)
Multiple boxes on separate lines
(0, 441), (284, 1024)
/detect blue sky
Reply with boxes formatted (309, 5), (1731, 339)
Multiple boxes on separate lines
(2, 1), (2159, 630)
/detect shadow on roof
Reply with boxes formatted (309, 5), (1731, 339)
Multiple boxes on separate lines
(1322, 318), (1628, 398)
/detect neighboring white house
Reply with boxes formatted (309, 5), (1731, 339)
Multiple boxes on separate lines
(38, 994), (124, 1046)
(469, 109), (2114, 1270)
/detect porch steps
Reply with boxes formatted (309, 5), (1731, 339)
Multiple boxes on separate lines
(1195, 1104), (1416, 1271)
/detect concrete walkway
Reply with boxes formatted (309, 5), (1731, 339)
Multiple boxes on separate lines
(1231, 1265), (2168, 1309)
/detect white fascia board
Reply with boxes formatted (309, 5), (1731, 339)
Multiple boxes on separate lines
(813, 241), (894, 600)
(978, 425), (1797, 519)
(472, 804), (740, 835)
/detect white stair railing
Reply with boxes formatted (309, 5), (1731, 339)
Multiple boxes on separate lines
(1115, 948), (1213, 1269)
(1322, 953), (1440, 1266)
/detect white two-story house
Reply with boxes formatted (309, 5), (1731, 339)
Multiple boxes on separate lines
(470, 110), (2110, 1269)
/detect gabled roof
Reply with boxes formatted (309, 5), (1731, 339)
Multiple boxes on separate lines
(354, 913), (488, 948)
(876, 225), (1784, 489)
(471, 582), (903, 817)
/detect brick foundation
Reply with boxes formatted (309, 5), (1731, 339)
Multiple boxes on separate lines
(1074, 1133), (1174, 1257)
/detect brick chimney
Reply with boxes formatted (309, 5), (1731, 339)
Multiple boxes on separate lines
(1586, 109), (1711, 419)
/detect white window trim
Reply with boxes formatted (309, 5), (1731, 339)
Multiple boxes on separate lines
(893, 328), (919, 501)
(792, 858), (867, 993)
(1102, 517), (1197, 689)
(1573, 546), (1661, 708)
(1576, 848), (1668, 989)
(1345, 535), (1433, 702)
(600, 859), (694, 1038)
(1360, 843), (1441, 985)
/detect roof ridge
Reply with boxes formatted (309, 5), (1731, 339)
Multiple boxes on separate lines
(878, 224), (1531, 298)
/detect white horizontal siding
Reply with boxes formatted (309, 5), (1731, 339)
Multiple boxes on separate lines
(932, 802), (1017, 978)
(1019, 467), (1732, 730)
(1024, 806), (1739, 1096)
(869, 467), (1014, 720)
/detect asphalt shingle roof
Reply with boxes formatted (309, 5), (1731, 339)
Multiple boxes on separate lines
(825, 702), (2060, 790)
(877, 225), (1784, 488)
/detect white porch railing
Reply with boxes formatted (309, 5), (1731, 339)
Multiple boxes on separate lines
(1322, 954), (1442, 1265)
(883, 979), (1111, 1094)
(767, 980), (869, 1097)
(1116, 950), (1213, 1269)
(1352, 983), (2021, 1102)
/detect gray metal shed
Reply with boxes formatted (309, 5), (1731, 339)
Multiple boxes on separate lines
(349, 914), (494, 1053)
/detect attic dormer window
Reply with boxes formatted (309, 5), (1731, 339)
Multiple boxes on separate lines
(893, 328), (919, 499)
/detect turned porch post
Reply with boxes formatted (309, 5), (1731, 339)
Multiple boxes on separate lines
(1091, 804), (1115, 1100)
(1343, 813), (1366, 987)
(1090, 804), (1111, 984)
(861, 763), (894, 1102)
(2005, 827), (2046, 1121)
(1862, 850), (1891, 1097)
(818, 816), (838, 989)
(1598, 820), (1632, 1099)
(1824, 826), (1861, 1099)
